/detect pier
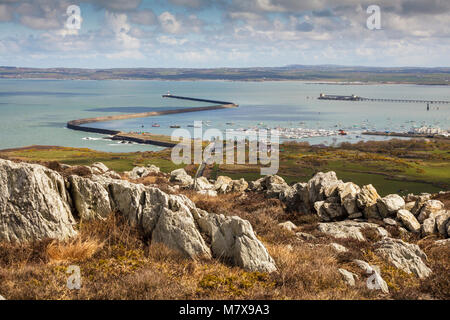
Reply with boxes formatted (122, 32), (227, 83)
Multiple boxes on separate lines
(362, 131), (449, 140)
(318, 93), (450, 104)
(67, 95), (238, 147)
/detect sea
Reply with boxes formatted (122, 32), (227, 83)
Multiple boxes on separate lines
(0, 79), (449, 152)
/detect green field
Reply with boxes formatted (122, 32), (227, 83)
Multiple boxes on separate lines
(1, 138), (449, 196)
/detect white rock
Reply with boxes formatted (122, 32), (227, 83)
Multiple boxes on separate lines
(421, 217), (437, 236)
(126, 165), (160, 180)
(356, 184), (381, 219)
(396, 209), (421, 233)
(307, 171), (340, 203)
(330, 243), (348, 253)
(377, 194), (405, 218)
(0, 159), (77, 242)
(383, 218), (397, 226)
(194, 176), (215, 191)
(214, 176), (233, 193)
(405, 201), (415, 212)
(170, 168), (193, 186)
(338, 182), (361, 215)
(193, 210), (277, 272)
(102, 171), (122, 179)
(338, 268), (357, 286)
(69, 175), (112, 220)
(91, 162), (109, 174)
(435, 212), (450, 236)
(229, 178), (248, 193)
(411, 194), (432, 216)
(278, 221), (297, 232)
(417, 200), (444, 222)
(375, 237), (432, 279)
(314, 201), (330, 222)
(317, 221), (388, 241)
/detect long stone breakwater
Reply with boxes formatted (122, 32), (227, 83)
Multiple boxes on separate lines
(67, 95), (238, 147)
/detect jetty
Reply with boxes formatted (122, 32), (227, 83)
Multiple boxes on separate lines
(318, 93), (450, 104)
(362, 131), (450, 140)
(66, 95), (238, 147)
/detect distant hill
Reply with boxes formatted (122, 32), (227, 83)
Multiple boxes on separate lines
(0, 65), (449, 84)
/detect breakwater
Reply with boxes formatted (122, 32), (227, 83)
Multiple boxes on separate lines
(66, 95), (238, 146)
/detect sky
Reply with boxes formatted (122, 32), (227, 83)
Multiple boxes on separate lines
(0, 0), (449, 68)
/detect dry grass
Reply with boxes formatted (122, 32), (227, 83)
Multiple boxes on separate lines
(46, 238), (104, 264)
(0, 190), (449, 300)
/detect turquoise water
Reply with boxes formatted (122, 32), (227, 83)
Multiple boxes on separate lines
(0, 79), (449, 152)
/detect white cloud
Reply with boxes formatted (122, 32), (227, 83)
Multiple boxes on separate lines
(158, 11), (181, 34)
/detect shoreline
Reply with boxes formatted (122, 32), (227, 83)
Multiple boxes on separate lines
(1, 77), (448, 85)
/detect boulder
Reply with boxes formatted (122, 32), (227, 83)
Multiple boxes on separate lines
(170, 168), (193, 186)
(375, 237), (432, 279)
(278, 221), (297, 232)
(229, 178), (249, 193)
(405, 201), (415, 212)
(214, 176), (232, 193)
(151, 198), (212, 259)
(447, 222), (450, 238)
(263, 175), (290, 198)
(194, 177), (215, 191)
(126, 165), (160, 180)
(422, 217), (437, 236)
(317, 221), (388, 241)
(435, 212), (450, 236)
(338, 182), (360, 215)
(338, 268), (357, 286)
(279, 182), (310, 213)
(93, 175), (275, 272)
(68, 175), (112, 220)
(377, 194), (405, 218)
(330, 243), (348, 253)
(322, 201), (346, 220)
(417, 200), (445, 222)
(0, 159), (77, 242)
(313, 201), (330, 222)
(356, 184), (381, 219)
(307, 171), (341, 203)
(91, 162), (109, 174)
(248, 177), (264, 192)
(193, 210), (277, 272)
(396, 209), (421, 233)
(383, 218), (397, 226)
(410, 194), (431, 216)
(102, 171), (122, 180)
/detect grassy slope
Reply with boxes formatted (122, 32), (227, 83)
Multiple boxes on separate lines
(0, 140), (449, 300)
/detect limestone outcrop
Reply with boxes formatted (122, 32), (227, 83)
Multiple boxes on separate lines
(0, 159), (77, 242)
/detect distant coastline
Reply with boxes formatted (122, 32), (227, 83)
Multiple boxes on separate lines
(1, 65), (449, 85)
